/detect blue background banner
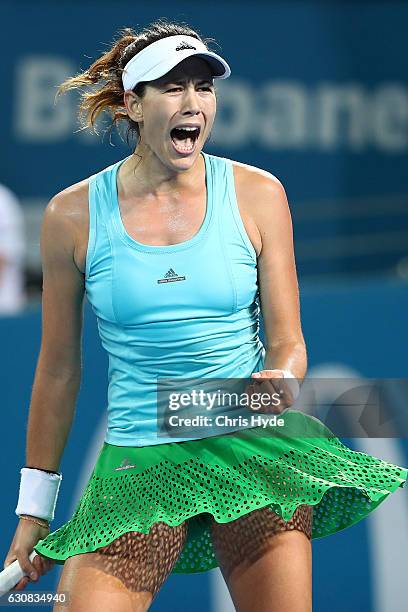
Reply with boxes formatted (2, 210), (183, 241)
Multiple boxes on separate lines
(2, 2), (407, 198)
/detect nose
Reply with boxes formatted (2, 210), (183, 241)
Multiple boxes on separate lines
(180, 84), (201, 116)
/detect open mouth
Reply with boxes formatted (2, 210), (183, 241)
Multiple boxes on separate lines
(170, 126), (201, 154)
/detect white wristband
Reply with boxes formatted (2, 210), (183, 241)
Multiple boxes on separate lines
(280, 369), (300, 401)
(15, 468), (62, 522)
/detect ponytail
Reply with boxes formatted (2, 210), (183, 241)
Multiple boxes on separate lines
(56, 19), (213, 145)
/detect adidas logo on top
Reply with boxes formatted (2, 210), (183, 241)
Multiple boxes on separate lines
(165, 268), (177, 278)
(157, 268), (186, 284)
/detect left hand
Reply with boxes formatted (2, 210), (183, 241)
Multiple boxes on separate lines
(244, 369), (296, 414)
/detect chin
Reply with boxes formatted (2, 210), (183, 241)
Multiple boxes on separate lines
(167, 148), (201, 171)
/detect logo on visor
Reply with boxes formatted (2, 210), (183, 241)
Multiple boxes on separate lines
(175, 41), (197, 51)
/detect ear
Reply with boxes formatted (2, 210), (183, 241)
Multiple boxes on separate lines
(123, 90), (143, 123)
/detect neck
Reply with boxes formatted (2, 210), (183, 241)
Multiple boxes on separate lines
(122, 141), (203, 198)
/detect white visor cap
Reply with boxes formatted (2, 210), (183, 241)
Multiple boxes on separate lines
(122, 35), (231, 92)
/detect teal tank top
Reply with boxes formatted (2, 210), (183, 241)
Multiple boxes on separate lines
(85, 152), (266, 446)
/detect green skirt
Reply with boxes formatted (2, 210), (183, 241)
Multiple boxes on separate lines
(34, 410), (408, 574)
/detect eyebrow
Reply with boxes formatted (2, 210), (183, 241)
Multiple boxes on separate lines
(162, 78), (214, 86)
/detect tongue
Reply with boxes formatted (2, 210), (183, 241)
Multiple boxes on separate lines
(172, 136), (195, 152)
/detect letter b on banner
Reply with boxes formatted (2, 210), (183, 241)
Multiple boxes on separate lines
(15, 56), (75, 141)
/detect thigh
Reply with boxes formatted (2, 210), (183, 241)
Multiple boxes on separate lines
(210, 504), (313, 582)
(54, 521), (188, 612)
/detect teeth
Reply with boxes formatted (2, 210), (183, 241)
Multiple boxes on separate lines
(171, 126), (200, 154)
(172, 136), (196, 153)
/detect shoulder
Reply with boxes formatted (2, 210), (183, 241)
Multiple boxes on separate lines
(224, 159), (293, 257)
(46, 178), (89, 218)
(42, 178), (90, 253)
(44, 158), (121, 226)
(207, 153), (287, 205)
(39, 179), (92, 278)
(228, 159), (291, 237)
(230, 159), (287, 205)
(41, 177), (92, 269)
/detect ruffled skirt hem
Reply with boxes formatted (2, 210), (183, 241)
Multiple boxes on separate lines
(34, 411), (408, 574)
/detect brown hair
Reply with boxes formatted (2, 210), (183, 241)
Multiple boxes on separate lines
(57, 19), (217, 145)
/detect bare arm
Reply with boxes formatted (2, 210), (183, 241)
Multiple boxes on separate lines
(250, 173), (307, 382)
(25, 190), (86, 472)
(2, 188), (87, 587)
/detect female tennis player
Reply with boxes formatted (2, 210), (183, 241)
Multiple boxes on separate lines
(3, 19), (407, 612)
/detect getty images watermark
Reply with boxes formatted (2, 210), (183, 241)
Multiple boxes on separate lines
(156, 376), (408, 439)
(166, 386), (286, 429)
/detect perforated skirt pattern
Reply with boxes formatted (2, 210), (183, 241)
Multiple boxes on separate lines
(34, 410), (408, 574)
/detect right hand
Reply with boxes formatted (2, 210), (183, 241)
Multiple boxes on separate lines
(3, 518), (55, 590)
(244, 370), (293, 414)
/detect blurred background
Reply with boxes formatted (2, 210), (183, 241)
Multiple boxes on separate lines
(1, 1), (407, 611)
